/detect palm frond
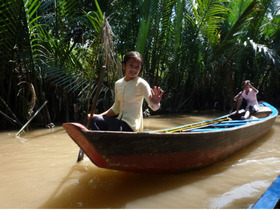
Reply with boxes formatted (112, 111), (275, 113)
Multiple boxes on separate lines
(192, 0), (229, 45)
(136, 17), (151, 55)
(247, 39), (280, 65)
(174, 0), (185, 53)
(24, 0), (42, 46)
(220, 0), (259, 49)
(0, 1), (18, 49)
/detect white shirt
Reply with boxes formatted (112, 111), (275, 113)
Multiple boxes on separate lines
(111, 76), (159, 132)
(242, 88), (259, 111)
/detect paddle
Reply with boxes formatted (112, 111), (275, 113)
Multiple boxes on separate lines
(229, 100), (238, 114)
(150, 116), (231, 133)
(77, 66), (106, 162)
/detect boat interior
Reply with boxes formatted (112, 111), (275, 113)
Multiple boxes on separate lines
(150, 103), (274, 134)
(186, 105), (273, 132)
(229, 105), (272, 120)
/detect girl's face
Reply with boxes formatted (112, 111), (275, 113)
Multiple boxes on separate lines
(123, 58), (142, 81)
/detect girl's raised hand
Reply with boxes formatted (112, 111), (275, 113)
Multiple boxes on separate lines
(150, 86), (164, 105)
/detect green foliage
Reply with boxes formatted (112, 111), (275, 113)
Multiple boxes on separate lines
(136, 17), (151, 55)
(1, 0), (280, 128)
(192, 0), (229, 45)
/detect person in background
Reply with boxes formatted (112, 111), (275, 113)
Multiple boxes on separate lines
(89, 51), (164, 132)
(233, 80), (259, 119)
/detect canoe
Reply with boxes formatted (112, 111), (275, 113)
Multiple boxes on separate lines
(63, 102), (278, 173)
(252, 175), (280, 209)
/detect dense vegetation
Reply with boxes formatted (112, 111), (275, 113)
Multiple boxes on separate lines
(1, 0), (280, 129)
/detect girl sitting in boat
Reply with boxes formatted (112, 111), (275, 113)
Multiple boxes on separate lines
(234, 80), (259, 119)
(89, 51), (164, 132)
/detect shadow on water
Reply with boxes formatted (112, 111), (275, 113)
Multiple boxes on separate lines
(39, 128), (274, 209)
(39, 164), (212, 208)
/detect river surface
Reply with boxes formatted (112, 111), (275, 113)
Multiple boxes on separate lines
(0, 113), (280, 209)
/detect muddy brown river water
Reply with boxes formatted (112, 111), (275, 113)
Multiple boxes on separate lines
(0, 113), (280, 208)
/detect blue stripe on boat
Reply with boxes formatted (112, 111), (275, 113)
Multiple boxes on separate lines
(190, 128), (228, 132)
(252, 175), (280, 209)
(209, 123), (246, 127)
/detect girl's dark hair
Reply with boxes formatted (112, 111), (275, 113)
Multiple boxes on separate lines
(122, 51), (143, 71)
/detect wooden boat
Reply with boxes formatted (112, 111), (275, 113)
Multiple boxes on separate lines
(252, 175), (280, 209)
(63, 102), (278, 173)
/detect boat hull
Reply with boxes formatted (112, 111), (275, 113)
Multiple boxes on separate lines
(63, 102), (277, 173)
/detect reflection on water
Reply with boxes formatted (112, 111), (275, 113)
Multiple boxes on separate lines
(0, 114), (279, 208)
